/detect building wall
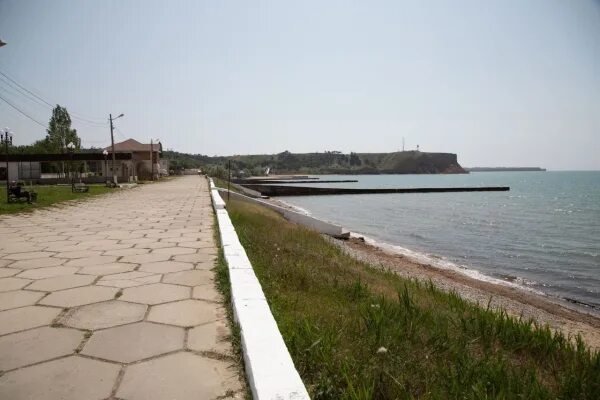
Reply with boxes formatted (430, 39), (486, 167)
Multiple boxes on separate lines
(0, 162), (42, 181)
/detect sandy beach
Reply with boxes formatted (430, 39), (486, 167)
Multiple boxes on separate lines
(326, 235), (600, 351)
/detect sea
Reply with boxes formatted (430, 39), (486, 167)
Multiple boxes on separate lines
(279, 172), (600, 312)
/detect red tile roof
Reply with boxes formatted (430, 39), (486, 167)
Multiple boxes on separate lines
(104, 139), (161, 153)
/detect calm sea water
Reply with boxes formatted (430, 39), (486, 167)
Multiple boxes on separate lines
(281, 172), (600, 311)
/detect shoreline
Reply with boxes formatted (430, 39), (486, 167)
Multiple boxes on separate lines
(328, 234), (600, 350)
(268, 196), (600, 350)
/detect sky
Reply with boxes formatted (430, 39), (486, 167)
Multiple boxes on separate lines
(0, 0), (599, 170)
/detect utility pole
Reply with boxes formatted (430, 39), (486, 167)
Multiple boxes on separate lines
(1, 128), (13, 203)
(109, 114), (117, 185)
(150, 139), (154, 181)
(227, 160), (231, 203)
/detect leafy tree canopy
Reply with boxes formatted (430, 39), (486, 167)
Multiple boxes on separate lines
(46, 105), (80, 152)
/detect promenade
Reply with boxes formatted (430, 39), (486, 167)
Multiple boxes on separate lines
(0, 176), (243, 399)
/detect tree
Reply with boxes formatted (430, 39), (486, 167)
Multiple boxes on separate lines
(46, 105), (80, 152)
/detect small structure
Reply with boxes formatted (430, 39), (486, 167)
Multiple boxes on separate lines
(0, 153), (133, 184)
(104, 139), (168, 181)
(0, 138), (169, 184)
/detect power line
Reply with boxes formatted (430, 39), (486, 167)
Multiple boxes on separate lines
(0, 93), (48, 129)
(0, 69), (108, 126)
(114, 127), (128, 140)
(0, 76), (107, 128)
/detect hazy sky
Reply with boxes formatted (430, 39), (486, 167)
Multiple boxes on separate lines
(0, 0), (599, 170)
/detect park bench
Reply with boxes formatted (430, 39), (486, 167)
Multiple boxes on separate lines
(73, 182), (89, 193)
(8, 183), (37, 204)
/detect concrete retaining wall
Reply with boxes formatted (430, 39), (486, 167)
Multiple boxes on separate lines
(209, 179), (310, 400)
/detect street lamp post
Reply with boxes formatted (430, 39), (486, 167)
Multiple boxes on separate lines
(149, 138), (160, 181)
(67, 142), (75, 192)
(109, 113), (124, 186)
(1, 128), (13, 203)
(102, 149), (108, 180)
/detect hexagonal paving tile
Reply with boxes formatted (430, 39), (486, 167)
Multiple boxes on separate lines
(163, 270), (213, 287)
(173, 253), (216, 264)
(0, 277), (31, 292)
(178, 241), (213, 249)
(151, 246), (196, 256)
(54, 250), (103, 259)
(3, 251), (55, 261)
(0, 326), (83, 371)
(120, 237), (158, 246)
(187, 319), (232, 354)
(64, 255), (118, 268)
(0, 356), (120, 400)
(103, 248), (148, 257)
(82, 322), (184, 363)
(121, 283), (190, 305)
(98, 271), (155, 281)
(145, 231), (182, 239)
(192, 284), (222, 302)
(97, 274), (161, 288)
(0, 290), (45, 311)
(120, 253), (171, 264)
(77, 262), (137, 276)
(26, 274), (96, 292)
(135, 241), (175, 250)
(138, 261), (193, 274)
(39, 286), (118, 308)
(0, 267), (20, 278)
(0, 306), (61, 335)
(147, 299), (218, 327)
(162, 236), (199, 243)
(194, 261), (216, 270)
(1, 244), (42, 254)
(8, 257), (66, 270)
(78, 239), (120, 249)
(17, 266), (80, 280)
(196, 247), (218, 256)
(116, 352), (240, 400)
(60, 300), (147, 330)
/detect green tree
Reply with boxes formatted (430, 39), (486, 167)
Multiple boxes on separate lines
(46, 105), (80, 152)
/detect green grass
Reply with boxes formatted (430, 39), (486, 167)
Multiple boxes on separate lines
(212, 177), (243, 194)
(212, 211), (252, 399)
(225, 197), (600, 399)
(0, 184), (114, 215)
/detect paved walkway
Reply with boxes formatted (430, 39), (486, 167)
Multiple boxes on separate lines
(0, 176), (243, 400)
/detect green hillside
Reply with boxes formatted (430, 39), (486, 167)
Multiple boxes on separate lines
(163, 150), (466, 176)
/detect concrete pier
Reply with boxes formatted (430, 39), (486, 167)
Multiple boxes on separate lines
(239, 184), (510, 197)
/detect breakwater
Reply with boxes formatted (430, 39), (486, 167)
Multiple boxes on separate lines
(239, 184), (510, 197)
(234, 179), (358, 184)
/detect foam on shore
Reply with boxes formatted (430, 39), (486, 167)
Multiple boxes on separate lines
(350, 231), (547, 294)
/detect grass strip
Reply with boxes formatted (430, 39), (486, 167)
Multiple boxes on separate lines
(211, 206), (252, 399)
(0, 185), (114, 215)
(225, 196), (600, 399)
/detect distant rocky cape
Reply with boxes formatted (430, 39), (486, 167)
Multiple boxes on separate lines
(164, 150), (467, 174)
(353, 151), (466, 174)
(225, 151), (464, 174)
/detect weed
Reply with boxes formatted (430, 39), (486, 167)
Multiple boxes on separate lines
(225, 196), (600, 399)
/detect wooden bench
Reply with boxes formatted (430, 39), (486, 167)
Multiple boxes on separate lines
(73, 183), (89, 193)
(8, 184), (37, 203)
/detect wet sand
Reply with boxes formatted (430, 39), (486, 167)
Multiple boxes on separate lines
(328, 236), (600, 351)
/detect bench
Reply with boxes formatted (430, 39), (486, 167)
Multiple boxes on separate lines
(73, 183), (89, 193)
(8, 185), (37, 204)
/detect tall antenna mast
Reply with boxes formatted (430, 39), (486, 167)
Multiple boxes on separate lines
(402, 137), (405, 152)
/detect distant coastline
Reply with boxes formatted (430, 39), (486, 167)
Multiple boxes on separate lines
(466, 167), (546, 172)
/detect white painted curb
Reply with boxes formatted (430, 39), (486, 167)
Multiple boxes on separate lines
(209, 179), (310, 400)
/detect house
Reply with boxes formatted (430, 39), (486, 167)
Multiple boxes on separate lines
(103, 138), (169, 180)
